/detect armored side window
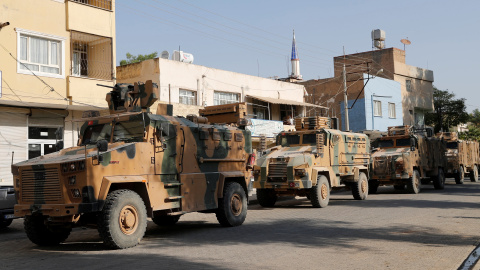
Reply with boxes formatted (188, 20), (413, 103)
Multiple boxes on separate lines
(212, 131), (221, 141)
(234, 132), (243, 142)
(200, 128), (209, 140)
(224, 132), (232, 141)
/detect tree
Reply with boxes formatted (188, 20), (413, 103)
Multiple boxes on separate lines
(425, 87), (469, 133)
(459, 124), (480, 141)
(119, 52), (158, 66)
(469, 108), (480, 127)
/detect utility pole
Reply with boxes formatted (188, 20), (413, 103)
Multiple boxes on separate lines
(343, 47), (349, 131)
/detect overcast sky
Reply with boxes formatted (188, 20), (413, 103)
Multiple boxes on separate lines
(116, 0), (480, 112)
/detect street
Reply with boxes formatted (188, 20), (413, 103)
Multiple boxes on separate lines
(1, 179), (479, 270)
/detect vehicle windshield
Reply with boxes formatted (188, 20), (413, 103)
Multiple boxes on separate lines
(113, 120), (145, 143)
(302, 134), (317, 145)
(81, 124), (112, 145)
(279, 134), (300, 146)
(396, 138), (411, 147)
(378, 139), (394, 148)
(446, 142), (458, 149)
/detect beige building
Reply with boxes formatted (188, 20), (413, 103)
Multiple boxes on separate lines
(302, 47), (434, 128)
(117, 57), (322, 122)
(0, 0), (116, 184)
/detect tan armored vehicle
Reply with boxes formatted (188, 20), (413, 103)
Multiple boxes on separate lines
(370, 126), (447, 194)
(253, 117), (371, 208)
(12, 81), (255, 249)
(436, 132), (479, 184)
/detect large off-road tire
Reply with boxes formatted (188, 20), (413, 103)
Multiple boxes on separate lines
(216, 182), (247, 227)
(152, 215), (180, 226)
(470, 165), (478, 182)
(433, 168), (446, 190)
(310, 175), (330, 208)
(368, 181), (379, 194)
(455, 166), (464, 184)
(97, 189), (147, 249)
(352, 172), (368, 200)
(406, 170), (421, 194)
(0, 219), (13, 228)
(393, 184), (405, 190)
(24, 215), (71, 246)
(256, 188), (277, 207)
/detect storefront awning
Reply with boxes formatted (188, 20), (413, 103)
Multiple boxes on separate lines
(246, 95), (327, 109)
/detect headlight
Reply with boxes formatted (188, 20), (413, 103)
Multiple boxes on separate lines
(295, 168), (306, 177)
(68, 176), (76, 185)
(253, 170), (260, 176)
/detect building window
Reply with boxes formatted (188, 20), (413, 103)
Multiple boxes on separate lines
(280, 104), (297, 123)
(214, 91), (239, 105)
(406, 80), (412, 92)
(373, 100), (382, 116)
(69, 0), (112, 11)
(27, 127), (60, 159)
(16, 29), (66, 78)
(388, 103), (396, 118)
(71, 31), (113, 80)
(179, 89), (197, 105)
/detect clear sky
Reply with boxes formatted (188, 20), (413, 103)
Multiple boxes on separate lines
(116, 0), (480, 112)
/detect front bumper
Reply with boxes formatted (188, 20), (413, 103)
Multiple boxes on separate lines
(14, 202), (103, 217)
(253, 179), (313, 189)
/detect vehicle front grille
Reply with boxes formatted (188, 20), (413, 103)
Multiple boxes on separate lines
(374, 157), (391, 176)
(20, 168), (62, 203)
(268, 161), (288, 182)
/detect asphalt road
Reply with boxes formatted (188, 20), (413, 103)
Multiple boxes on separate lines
(1, 179), (479, 270)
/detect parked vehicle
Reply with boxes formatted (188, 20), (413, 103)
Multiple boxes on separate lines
(0, 185), (16, 228)
(436, 132), (479, 184)
(12, 81), (254, 249)
(253, 117), (371, 208)
(370, 126), (447, 194)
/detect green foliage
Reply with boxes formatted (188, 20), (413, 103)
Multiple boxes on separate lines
(458, 124), (480, 141)
(469, 109), (480, 127)
(119, 52), (158, 66)
(425, 87), (469, 133)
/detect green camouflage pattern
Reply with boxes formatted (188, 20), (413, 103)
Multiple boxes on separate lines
(253, 127), (370, 201)
(13, 80), (253, 223)
(370, 126), (447, 189)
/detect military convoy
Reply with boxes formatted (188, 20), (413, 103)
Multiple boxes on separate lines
(436, 132), (479, 184)
(8, 79), (480, 249)
(369, 126), (447, 194)
(253, 117), (371, 208)
(12, 81), (255, 249)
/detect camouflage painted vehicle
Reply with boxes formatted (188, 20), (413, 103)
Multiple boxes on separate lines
(436, 132), (479, 184)
(12, 81), (254, 249)
(253, 117), (371, 208)
(370, 126), (447, 194)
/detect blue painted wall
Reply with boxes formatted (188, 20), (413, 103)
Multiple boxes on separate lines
(340, 75), (403, 132)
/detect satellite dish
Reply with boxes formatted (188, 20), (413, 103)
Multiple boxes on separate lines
(160, 50), (169, 59)
(400, 39), (411, 51)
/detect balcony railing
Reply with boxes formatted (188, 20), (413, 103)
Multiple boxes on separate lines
(70, 31), (113, 81)
(70, 0), (112, 11)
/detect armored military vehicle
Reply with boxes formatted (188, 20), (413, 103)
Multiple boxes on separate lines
(370, 126), (447, 194)
(436, 132), (479, 184)
(12, 81), (255, 249)
(253, 117), (371, 208)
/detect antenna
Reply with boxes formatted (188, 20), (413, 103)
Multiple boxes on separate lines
(400, 38), (411, 51)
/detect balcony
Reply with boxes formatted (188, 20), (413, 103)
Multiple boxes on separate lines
(69, 0), (112, 11)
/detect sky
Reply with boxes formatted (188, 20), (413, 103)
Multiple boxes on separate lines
(115, 0), (480, 112)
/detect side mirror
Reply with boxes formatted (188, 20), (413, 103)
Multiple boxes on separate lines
(410, 138), (416, 151)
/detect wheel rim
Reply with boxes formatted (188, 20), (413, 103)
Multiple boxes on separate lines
(230, 193), (243, 216)
(414, 175), (419, 190)
(119, 205), (138, 235)
(361, 180), (367, 194)
(320, 184), (328, 200)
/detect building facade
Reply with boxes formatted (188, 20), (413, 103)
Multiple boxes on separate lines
(301, 47), (433, 130)
(0, 0), (116, 185)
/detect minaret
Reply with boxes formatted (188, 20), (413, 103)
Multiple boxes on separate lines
(291, 30), (302, 80)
